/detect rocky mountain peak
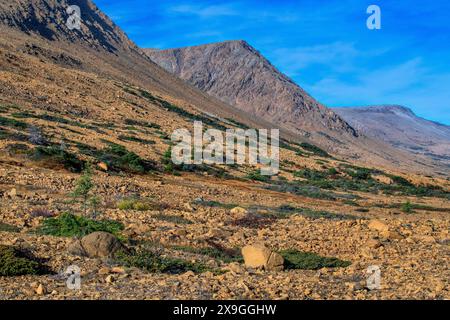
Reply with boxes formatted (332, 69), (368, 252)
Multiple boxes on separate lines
(0, 0), (138, 53)
(144, 41), (358, 140)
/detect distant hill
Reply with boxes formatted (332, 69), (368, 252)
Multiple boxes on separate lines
(333, 105), (450, 164)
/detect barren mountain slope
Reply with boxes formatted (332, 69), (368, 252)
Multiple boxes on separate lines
(145, 42), (446, 175)
(0, 0), (449, 301)
(145, 41), (357, 138)
(0, 0), (282, 135)
(334, 106), (450, 166)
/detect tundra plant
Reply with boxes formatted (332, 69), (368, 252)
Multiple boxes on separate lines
(171, 121), (279, 175)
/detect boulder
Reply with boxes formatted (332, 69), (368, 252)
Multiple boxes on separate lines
(68, 232), (125, 258)
(241, 243), (284, 271)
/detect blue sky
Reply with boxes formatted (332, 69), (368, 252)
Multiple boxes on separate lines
(94, 0), (450, 125)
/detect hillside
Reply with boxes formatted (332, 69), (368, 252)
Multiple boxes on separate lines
(145, 42), (446, 175)
(0, 0), (448, 301)
(334, 105), (450, 165)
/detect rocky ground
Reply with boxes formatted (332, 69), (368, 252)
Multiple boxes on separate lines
(0, 161), (448, 300)
(0, 11), (448, 300)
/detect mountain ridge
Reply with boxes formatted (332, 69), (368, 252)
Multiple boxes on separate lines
(144, 40), (359, 140)
(333, 105), (450, 164)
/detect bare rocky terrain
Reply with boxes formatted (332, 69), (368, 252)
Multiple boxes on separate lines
(145, 42), (448, 175)
(0, 0), (449, 300)
(334, 105), (450, 167)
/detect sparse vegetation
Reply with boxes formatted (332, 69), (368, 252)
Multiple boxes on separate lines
(280, 249), (351, 270)
(36, 213), (124, 238)
(299, 142), (330, 158)
(401, 201), (414, 214)
(0, 245), (45, 276)
(124, 118), (161, 130)
(0, 222), (20, 233)
(246, 169), (271, 182)
(99, 142), (154, 174)
(117, 198), (151, 211)
(0, 116), (28, 129)
(30, 145), (85, 173)
(137, 89), (228, 131)
(271, 205), (359, 220)
(192, 199), (237, 209)
(172, 245), (243, 263)
(115, 248), (214, 274)
(118, 135), (155, 145)
(71, 166), (95, 215)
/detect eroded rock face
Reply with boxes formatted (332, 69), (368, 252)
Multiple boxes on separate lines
(145, 41), (358, 139)
(241, 243), (284, 271)
(68, 232), (125, 258)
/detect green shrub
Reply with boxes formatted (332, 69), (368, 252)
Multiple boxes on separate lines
(117, 199), (151, 211)
(36, 213), (124, 238)
(0, 116), (27, 129)
(71, 167), (95, 215)
(299, 143), (330, 158)
(172, 245), (243, 263)
(30, 145), (84, 173)
(401, 201), (414, 214)
(0, 245), (43, 276)
(272, 205), (359, 220)
(280, 249), (351, 270)
(246, 170), (271, 182)
(115, 249), (213, 274)
(118, 135), (155, 145)
(99, 142), (153, 174)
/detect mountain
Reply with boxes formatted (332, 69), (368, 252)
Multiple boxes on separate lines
(333, 105), (450, 164)
(145, 41), (446, 174)
(0, 0), (449, 301)
(144, 41), (357, 140)
(0, 0), (281, 134)
(0, 0), (444, 175)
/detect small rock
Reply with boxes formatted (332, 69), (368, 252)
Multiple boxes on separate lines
(35, 284), (46, 295)
(105, 275), (115, 283)
(366, 239), (383, 249)
(98, 267), (111, 275)
(98, 162), (108, 171)
(226, 262), (245, 274)
(230, 207), (248, 217)
(111, 267), (126, 274)
(9, 188), (17, 198)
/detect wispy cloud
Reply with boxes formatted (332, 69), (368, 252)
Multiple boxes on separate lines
(168, 4), (238, 18)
